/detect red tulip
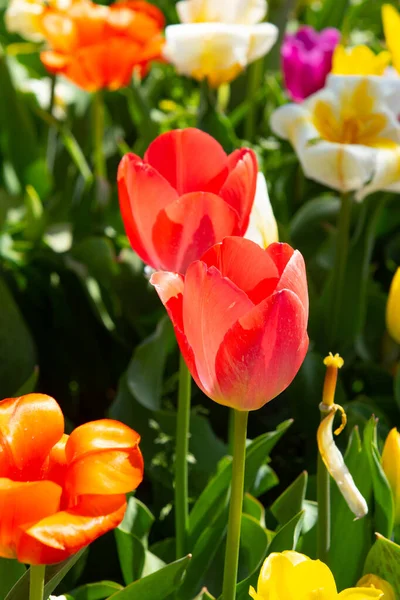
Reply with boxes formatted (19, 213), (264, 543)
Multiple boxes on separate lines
(118, 128), (258, 274)
(0, 393), (143, 565)
(151, 237), (309, 411)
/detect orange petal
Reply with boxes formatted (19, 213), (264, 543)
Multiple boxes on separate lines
(0, 394), (64, 479)
(65, 420), (143, 497)
(18, 494), (126, 565)
(0, 479), (62, 560)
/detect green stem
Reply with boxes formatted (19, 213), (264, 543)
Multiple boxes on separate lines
(317, 407), (331, 564)
(222, 410), (249, 600)
(127, 81), (158, 151)
(29, 565), (45, 600)
(328, 192), (352, 347)
(92, 90), (106, 180)
(175, 353), (191, 559)
(244, 59), (263, 141)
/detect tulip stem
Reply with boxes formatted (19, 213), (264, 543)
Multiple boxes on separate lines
(29, 565), (45, 600)
(222, 409), (248, 600)
(175, 353), (191, 559)
(244, 58), (264, 142)
(329, 192), (352, 347)
(92, 90), (106, 180)
(317, 405), (331, 564)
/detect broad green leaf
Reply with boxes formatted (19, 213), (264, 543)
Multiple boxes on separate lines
(271, 471), (308, 526)
(243, 494), (265, 526)
(0, 276), (36, 397)
(290, 196), (340, 259)
(316, 0), (350, 29)
(5, 549), (86, 600)
(364, 534), (400, 596)
(330, 427), (372, 590)
(66, 581), (123, 600)
(0, 559), (25, 598)
(238, 515), (269, 581)
(194, 589), (216, 600)
(118, 496), (155, 545)
(108, 555), (191, 600)
(141, 551), (165, 578)
(267, 510), (305, 555)
(115, 529), (145, 585)
(189, 420), (292, 546)
(13, 365), (38, 396)
(364, 417), (394, 538)
(249, 464), (279, 498)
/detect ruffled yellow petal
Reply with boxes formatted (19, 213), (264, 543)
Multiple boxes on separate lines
(332, 45), (391, 76)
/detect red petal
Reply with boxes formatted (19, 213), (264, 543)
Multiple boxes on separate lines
(0, 394), (64, 480)
(214, 290), (309, 410)
(200, 237), (281, 305)
(150, 271), (201, 388)
(118, 153), (178, 270)
(152, 191), (239, 273)
(219, 149), (258, 233)
(18, 494), (126, 564)
(144, 129), (229, 195)
(65, 420), (143, 497)
(0, 479), (62, 561)
(183, 260), (254, 397)
(272, 247), (309, 319)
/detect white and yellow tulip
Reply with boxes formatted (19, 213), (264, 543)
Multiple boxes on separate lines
(270, 76), (400, 199)
(245, 173), (279, 248)
(5, 0), (72, 42)
(164, 0), (277, 87)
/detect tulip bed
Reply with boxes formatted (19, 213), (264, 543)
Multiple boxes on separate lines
(1, 0), (400, 599)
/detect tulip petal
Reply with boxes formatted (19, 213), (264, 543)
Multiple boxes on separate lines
(338, 589), (383, 599)
(200, 237), (281, 304)
(152, 191), (239, 273)
(65, 420), (143, 497)
(144, 128), (228, 195)
(118, 153), (178, 269)
(244, 172), (279, 249)
(18, 494), (126, 564)
(214, 289), (308, 410)
(183, 260), (254, 397)
(247, 23), (279, 63)
(219, 148), (258, 233)
(0, 479), (62, 560)
(271, 245), (309, 319)
(0, 394), (64, 479)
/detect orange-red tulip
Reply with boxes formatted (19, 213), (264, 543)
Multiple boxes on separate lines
(118, 128), (258, 274)
(151, 237), (309, 410)
(40, 0), (165, 91)
(0, 393), (143, 565)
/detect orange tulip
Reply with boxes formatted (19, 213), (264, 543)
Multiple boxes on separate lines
(0, 393), (143, 565)
(40, 0), (165, 91)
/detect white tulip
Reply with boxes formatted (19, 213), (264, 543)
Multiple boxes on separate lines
(245, 173), (279, 248)
(5, 0), (72, 42)
(270, 76), (400, 199)
(164, 22), (278, 87)
(176, 0), (267, 25)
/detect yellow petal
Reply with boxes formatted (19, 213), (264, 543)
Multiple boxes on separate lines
(332, 45), (391, 76)
(357, 574), (395, 600)
(381, 427), (400, 525)
(338, 588), (383, 599)
(382, 4), (400, 74)
(386, 268), (400, 344)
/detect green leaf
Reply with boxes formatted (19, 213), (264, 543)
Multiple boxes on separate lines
(115, 529), (145, 585)
(189, 420), (292, 547)
(364, 534), (400, 596)
(0, 559), (25, 598)
(126, 316), (175, 410)
(66, 581), (124, 600)
(271, 471), (308, 526)
(118, 496), (155, 545)
(0, 276), (36, 397)
(316, 0), (350, 30)
(108, 556), (191, 600)
(194, 589), (216, 600)
(394, 367), (400, 413)
(329, 427), (373, 590)
(290, 196), (340, 260)
(239, 515), (269, 580)
(364, 417), (394, 538)
(267, 510), (305, 555)
(243, 494), (265, 526)
(13, 365), (39, 396)
(6, 549), (86, 600)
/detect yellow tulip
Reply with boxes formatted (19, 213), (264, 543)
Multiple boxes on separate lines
(382, 428), (400, 525)
(382, 4), (400, 74)
(386, 268), (400, 344)
(332, 45), (391, 76)
(249, 551), (383, 599)
(357, 575), (395, 600)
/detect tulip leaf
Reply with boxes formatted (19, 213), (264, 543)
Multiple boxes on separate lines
(394, 367), (400, 413)
(194, 590), (216, 600)
(243, 494), (265, 526)
(0, 276), (37, 398)
(118, 496), (155, 545)
(267, 510), (305, 555)
(316, 0), (350, 30)
(0, 559), (26, 598)
(108, 555), (191, 599)
(65, 581), (124, 600)
(271, 471), (308, 527)
(115, 530), (146, 585)
(363, 534), (400, 596)
(5, 549), (86, 600)
(363, 417), (394, 539)
(188, 420), (293, 546)
(290, 196), (340, 260)
(329, 426), (372, 590)
(238, 515), (269, 580)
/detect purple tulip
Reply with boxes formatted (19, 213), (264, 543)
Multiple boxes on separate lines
(281, 26), (340, 102)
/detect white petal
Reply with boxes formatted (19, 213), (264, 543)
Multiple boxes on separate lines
(5, 0), (44, 41)
(176, 0), (267, 25)
(245, 173), (278, 248)
(356, 147), (400, 200)
(247, 23), (279, 63)
(270, 103), (312, 141)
